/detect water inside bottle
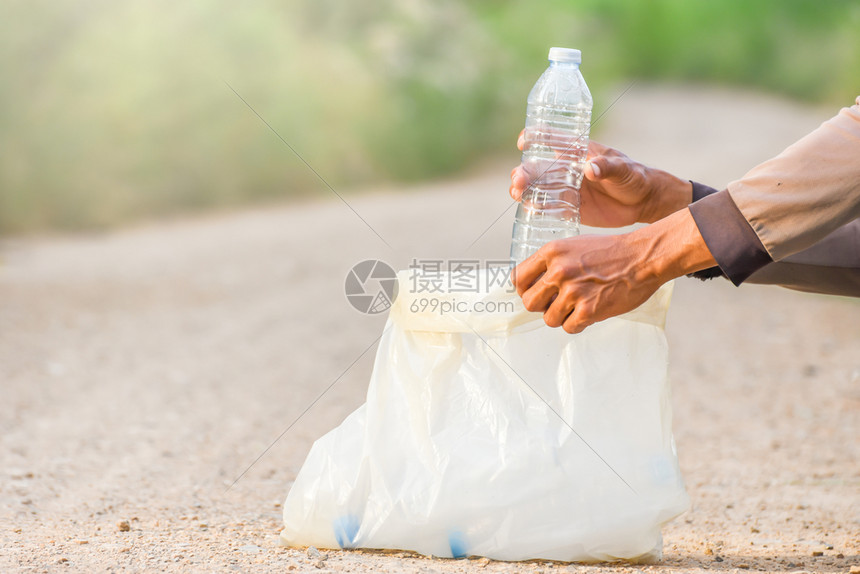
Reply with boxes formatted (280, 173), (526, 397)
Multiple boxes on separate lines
(509, 53), (591, 265)
(510, 119), (587, 265)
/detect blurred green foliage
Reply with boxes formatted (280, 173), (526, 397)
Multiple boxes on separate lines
(1, 0), (858, 234)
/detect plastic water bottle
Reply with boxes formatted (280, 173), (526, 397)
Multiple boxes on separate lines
(510, 47), (593, 265)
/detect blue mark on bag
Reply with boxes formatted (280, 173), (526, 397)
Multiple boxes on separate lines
(448, 530), (468, 559)
(333, 515), (360, 549)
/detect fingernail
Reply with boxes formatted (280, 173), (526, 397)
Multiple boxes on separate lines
(589, 162), (601, 178)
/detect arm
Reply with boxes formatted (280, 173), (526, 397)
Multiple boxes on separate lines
(690, 97), (860, 283)
(512, 199), (858, 336)
(689, 184), (860, 297)
(512, 208), (716, 334)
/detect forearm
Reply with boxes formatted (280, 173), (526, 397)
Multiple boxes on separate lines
(628, 208), (717, 283)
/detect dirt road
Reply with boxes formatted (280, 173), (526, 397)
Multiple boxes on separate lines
(1, 86), (858, 573)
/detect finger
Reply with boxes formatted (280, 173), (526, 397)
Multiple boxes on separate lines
(543, 288), (577, 328)
(562, 305), (593, 334)
(520, 276), (558, 314)
(584, 155), (631, 183)
(517, 129), (525, 151)
(584, 160), (601, 181)
(509, 165), (527, 200)
(511, 254), (548, 297)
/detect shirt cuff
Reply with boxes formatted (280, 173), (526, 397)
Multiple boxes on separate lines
(690, 181), (719, 202)
(688, 189), (773, 286)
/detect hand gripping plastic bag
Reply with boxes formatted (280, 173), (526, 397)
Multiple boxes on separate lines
(281, 268), (688, 562)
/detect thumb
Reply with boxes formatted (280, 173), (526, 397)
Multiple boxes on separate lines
(585, 155), (632, 183)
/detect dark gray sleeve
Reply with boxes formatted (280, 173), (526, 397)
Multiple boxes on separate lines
(686, 182), (731, 280)
(690, 181), (719, 203)
(744, 219), (860, 297)
(686, 183), (860, 297)
(688, 189), (773, 285)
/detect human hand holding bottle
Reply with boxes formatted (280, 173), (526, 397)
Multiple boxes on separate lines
(510, 133), (694, 228)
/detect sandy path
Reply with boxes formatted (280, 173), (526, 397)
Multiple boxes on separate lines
(1, 86), (857, 573)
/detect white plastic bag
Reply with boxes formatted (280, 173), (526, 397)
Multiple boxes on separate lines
(281, 268), (688, 562)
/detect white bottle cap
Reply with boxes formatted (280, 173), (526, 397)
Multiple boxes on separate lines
(548, 47), (581, 64)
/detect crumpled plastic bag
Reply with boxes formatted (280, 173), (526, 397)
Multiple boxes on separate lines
(281, 268), (688, 562)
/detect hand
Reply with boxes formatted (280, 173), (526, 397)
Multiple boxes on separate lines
(512, 209), (717, 333)
(509, 132), (693, 227)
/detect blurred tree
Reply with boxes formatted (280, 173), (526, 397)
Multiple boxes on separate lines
(0, 0), (857, 233)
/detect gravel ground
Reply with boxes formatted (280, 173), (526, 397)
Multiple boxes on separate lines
(1, 85), (858, 573)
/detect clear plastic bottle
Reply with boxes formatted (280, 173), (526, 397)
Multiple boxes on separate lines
(510, 47), (593, 265)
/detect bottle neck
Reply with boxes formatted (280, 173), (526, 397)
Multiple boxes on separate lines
(548, 60), (580, 70)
